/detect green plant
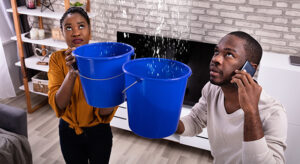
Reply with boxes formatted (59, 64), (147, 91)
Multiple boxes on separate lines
(70, 1), (83, 7)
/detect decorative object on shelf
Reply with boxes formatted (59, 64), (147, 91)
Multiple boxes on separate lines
(51, 27), (65, 41)
(29, 28), (39, 39)
(35, 47), (51, 65)
(25, 30), (51, 40)
(38, 29), (45, 39)
(70, 0), (86, 10)
(32, 72), (49, 94)
(26, 0), (37, 9)
(40, 0), (54, 12)
(290, 55), (300, 66)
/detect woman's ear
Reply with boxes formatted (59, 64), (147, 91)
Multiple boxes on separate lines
(61, 28), (65, 37)
(89, 26), (91, 40)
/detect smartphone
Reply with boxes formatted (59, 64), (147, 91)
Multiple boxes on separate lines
(241, 61), (255, 77)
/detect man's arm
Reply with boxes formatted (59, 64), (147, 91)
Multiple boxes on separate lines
(231, 70), (264, 141)
(176, 82), (210, 136)
(232, 70), (287, 163)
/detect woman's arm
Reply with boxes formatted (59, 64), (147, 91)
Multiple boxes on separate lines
(55, 47), (78, 110)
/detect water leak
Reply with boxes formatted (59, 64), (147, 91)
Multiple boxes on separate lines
(92, 0), (190, 75)
(143, 59), (189, 79)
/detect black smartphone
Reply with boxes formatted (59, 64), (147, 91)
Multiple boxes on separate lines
(241, 60), (255, 77)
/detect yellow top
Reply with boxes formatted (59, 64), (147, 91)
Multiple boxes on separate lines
(48, 49), (117, 135)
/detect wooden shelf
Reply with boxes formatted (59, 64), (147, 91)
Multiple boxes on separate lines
(11, 32), (68, 49)
(6, 6), (96, 19)
(12, 32), (67, 48)
(11, 32), (98, 50)
(15, 55), (49, 72)
(19, 81), (48, 97)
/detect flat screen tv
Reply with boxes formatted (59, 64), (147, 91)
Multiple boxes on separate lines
(117, 31), (216, 106)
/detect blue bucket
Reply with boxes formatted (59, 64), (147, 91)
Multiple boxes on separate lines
(122, 58), (192, 139)
(73, 42), (134, 108)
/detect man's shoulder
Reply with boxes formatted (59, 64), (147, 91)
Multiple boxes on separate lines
(259, 90), (286, 114)
(203, 82), (222, 94)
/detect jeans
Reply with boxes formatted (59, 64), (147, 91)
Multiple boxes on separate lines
(59, 119), (113, 164)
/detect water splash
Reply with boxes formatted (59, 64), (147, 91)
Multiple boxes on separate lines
(91, 0), (190, 63)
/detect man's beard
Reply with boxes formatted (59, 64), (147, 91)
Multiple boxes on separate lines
(209, 72), (235, 86)
(210, 78), (231, 86)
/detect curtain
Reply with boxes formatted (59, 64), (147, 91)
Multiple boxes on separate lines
(0, 0), (21, 98)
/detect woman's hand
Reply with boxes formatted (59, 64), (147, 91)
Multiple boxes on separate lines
(65, 47), (78, 77)
(98, 107), (115, 116)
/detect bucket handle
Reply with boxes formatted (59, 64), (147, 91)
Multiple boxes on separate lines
(122, 78), (142, 94)
(79, 73), (124, 81)
(122, 53), (138, 94)
(132, 53), (136, 59)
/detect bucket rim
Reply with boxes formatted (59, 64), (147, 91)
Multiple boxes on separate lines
(122, 58), (192, 81)
(72, 42), (134, 60)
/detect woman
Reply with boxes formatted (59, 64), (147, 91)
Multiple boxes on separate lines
(48, 7), (117, 164)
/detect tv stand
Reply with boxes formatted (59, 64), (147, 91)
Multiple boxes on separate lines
(111, 102), (211, 151)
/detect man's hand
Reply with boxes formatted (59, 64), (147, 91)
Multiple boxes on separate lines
(176, 120), (185, 134)
(231, 70), (264, 141)
(231, 70), (262, 114)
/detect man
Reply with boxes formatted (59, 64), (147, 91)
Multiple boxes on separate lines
(176, 31), (287, 164)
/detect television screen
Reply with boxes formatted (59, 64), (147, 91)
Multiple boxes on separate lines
(117, 31), (215, 106)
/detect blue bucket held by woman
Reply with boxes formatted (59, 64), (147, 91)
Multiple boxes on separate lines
(72, 42), (134, 108)
(123, 58), (192, 139)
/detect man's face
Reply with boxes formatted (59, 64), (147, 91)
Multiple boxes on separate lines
(209, 34), (247, 86)
(62, 13), (90, 48)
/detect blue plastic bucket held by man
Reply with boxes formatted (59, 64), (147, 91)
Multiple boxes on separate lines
(123, 58), (192, 139)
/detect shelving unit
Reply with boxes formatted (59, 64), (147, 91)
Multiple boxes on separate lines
(15, 56), (49, 72)
(7, 6), (95, 20)
(8, 0), (91, 113)
(19, 81), (48, 97)
(11, 32), (68, 49)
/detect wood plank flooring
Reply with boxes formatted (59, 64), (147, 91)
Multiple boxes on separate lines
(0, 92), (213, 164)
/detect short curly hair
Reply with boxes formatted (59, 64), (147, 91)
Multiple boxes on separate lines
(228, 31), (262, 65)
(60, 7), (90, 30)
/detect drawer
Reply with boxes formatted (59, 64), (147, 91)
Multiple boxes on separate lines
(115, 104), (128, 119)
(180, 135), (211, 151)
(110, 117), (130, 131)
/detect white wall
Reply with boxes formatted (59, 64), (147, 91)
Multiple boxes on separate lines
(30, 0), (300, 57)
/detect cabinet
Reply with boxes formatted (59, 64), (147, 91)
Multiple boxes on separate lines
(257, 51), (300, 164)
(7, 0), (93, 113)
(111, 102), (211, 151)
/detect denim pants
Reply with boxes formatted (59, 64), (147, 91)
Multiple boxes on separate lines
(59, 119), (113, 164)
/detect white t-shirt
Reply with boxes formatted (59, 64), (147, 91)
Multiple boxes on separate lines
(181, 82), (287, 164)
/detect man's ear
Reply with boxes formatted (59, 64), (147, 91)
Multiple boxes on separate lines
(250, 62), (258, 70)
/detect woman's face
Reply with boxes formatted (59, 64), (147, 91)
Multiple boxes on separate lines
(62, 13), (90, 48)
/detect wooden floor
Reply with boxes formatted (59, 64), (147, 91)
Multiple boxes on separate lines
(0, 92), (213, 164)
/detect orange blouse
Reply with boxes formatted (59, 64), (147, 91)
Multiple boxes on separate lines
(48, 49), (117, 135)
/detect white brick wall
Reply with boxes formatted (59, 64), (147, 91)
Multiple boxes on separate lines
(32, 0), (300, 56)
